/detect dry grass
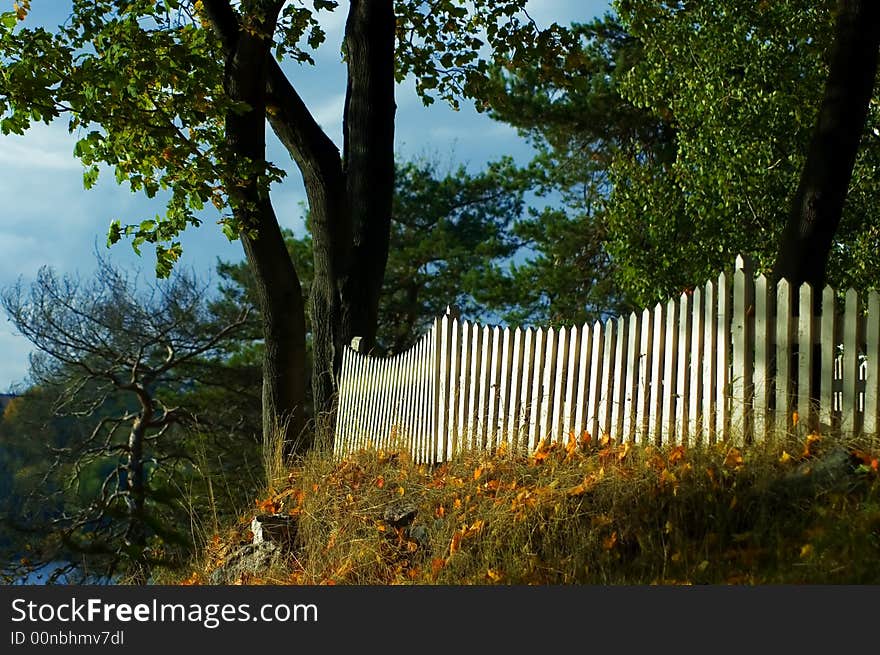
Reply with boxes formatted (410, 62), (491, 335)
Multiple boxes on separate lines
(177, 428), (880, 586)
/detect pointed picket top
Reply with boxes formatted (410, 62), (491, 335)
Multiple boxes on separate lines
(734, 253), (756, 277)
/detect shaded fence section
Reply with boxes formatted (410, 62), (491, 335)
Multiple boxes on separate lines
(334, 256), (880, 463)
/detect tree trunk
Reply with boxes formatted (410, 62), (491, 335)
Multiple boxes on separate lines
(221, 3), (308, 452)
(340, 0), (396, 349)
(241, 219), (309, 452)
(773, 0), (880, 289)
(309, 0), (396, 427)
(296, 0), (397, 433)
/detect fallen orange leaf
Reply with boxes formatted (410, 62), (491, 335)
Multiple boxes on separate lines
(802, 432), (822, 458)
(668, 445), (686, 465)
(724, 448), (744, 469)
(580, 431), (592, 448)
(531, 437), (552, 464)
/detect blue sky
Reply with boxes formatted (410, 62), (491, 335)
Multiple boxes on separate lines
(0, 0), (612, 391)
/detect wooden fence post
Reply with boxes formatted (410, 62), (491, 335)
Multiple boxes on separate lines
(732, 255), (755, 444)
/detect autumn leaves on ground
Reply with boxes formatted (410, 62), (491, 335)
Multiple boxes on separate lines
(178, 428), (880, 586)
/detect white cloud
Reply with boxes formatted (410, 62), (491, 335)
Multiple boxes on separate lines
(0, 122), (80, 171)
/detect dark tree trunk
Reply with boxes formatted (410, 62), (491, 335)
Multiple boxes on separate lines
(773, 0), (880, 289)
(277, 0), (397, 432)
(218, 2), (308, 451)
(241, 220), (309, 452)
(340, 0), (396, 351)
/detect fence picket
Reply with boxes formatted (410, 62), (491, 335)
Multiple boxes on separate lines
(689, 288), (704, 443)
(496, 327), (513, 449)
(661, 299), (677, 444)
(489, 327), (506, 448)
(650, 303), (665, 444)
(753, 275), (770, 442)
(776, 280), (793, 437)
(820, 286), (836, 431)
(703, 279), (717, 444)
(475, 325), (492, 451)
(540, 327), (559, 442)
(456, 321), (472, 451)
(574, 323), (592, 439)
(563, 326), (581, 439)
(587, 321), (604, 442)
(551, 326), (570, 443)
(623, 312), (640, 441)
(732, 265), (753, 444)
(716, 271), (730, 442)
(636, 309), (652, 443)
(676, 292), (692, 445)
(465, 324), (481, 450)
(505, 327), (525, 450)
(797, 284), (814, 432)
(842, 289), (860, 434)
(447, 318), (461, 459)
(611, 316), (628, 442)
(528, 327), (546, 450)
(402, 338), (418, 452)
(515, 328), (535, 451)
(598, 319), (615, 439)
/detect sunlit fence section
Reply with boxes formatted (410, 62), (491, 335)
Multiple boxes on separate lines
(334, 256), (880, 464)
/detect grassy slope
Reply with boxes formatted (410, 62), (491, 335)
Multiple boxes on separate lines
(175, 430), (880, 585)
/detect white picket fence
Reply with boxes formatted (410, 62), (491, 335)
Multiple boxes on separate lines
(334, 256), (880, 463)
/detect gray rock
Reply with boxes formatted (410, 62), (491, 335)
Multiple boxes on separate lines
(383, 501), (418, 527)
(207, 542), (283, 585)
(769, 447), (861, 498)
